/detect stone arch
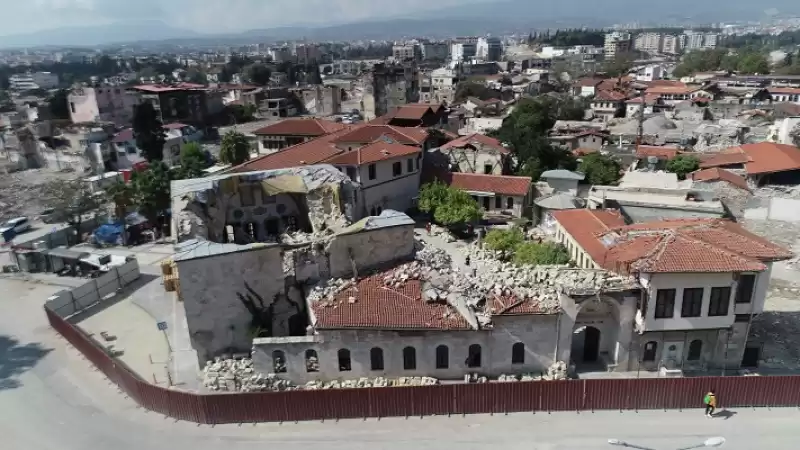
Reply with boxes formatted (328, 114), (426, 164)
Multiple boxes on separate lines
(565, 293), (634, 371)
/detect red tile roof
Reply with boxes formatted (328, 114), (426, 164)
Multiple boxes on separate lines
(690, 168), (751, 191)
(312, 274), (471, 330)
(575, 78), (604, 87)
(113, 128), (134, 143)
(767, 87), (800, 95)
(635, 145), (681, 160)
(555, 213), (792, 274)
(369, 104), (438, 124)
(645, 84), (696, 95)
(334, 124), (428, 145)
(573, 147), (599, 156)
(551, 209), (627, 264)
(164, 122), (190, 130)
(444, 172), (531, 196)
(324, 141), (420, 165)
(252, 118), (348, 136)
(700, 143), (800, 175)
(489, 295), (556, 315)
(439, 133), (508, 154)
(233, 127), (354, 172)
(594, 90), (629, 102)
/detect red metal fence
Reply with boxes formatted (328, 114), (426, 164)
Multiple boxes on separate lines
(45, 305), (800, 424)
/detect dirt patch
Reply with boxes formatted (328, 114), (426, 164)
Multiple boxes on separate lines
(0, 169), (78, 222)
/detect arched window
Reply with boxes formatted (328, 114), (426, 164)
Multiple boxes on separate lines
(370, 347), (384, 371)
(435, 345), (449, 369)
(643, 341), (658, 362)
(338, 349), (351, 371)
(467, 344), (482, 368)
(403, 346), (417, 370)
(512, 342), (525, 364)
(305, 349), (319, 372)
(272, 350), (287, 373)
(688, 340), (703, 361)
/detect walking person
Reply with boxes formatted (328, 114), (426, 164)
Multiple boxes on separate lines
(703, 390), (717, 417)
(426, 222), (432, 236)
(465, 255), (471, 266)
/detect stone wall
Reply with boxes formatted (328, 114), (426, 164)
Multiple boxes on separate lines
(693, 180), (751, 218)
(252, 314), (559, 383)
(327, 225), (416, 278)
(177, 245), (290, 362)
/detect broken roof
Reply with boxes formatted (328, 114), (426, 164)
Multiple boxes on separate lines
(439, 133), (508, 154)
(690, 168), (751, 191)
(540, 169), (585, 181)
(312, 274), (472, 331)
(173, 239), (277, 262)
(635, 145), (681, 160)
(700, 143), (800, 176)
(553, 211), (792, 274)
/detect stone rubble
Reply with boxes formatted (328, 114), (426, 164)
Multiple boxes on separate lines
(428, 223), (457, 242)
(304, 376), (438, 390)
(496, 361), (569, 382)
(280, 229), (335, 245)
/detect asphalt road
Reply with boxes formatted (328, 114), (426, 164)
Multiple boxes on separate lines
(2, 276), (800, 450)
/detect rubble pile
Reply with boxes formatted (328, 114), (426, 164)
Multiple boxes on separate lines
(202, 357), (296, 392)
(428, 224), (456, 242)
(0, 169), (75, 223)
(497, 361), (569, 382)
(304, 376), (438, 389)
(280, 229), (335, 245)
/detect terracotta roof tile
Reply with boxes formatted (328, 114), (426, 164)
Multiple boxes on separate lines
(594, 90), (629, 101)
(700, 143), (800, 175)
(645, 84), (696, 95)
(439, 133), (508, 154)
(698, 150), (750, 168)
(232, 127), (353, 172)
(252, 118), (348, 136)
(636, 145), (681, 160)
(575, 78), (604, 87)
(551, 209), (627, 264)
(443, 172), (532, 196)
(312, 275), (471, 330)
(768, 87), (800, 95)
(489, 295), (556, 315)
(324, 141), (420, 165)
(334, 124), (428, 145)
(691, 168), (750, 191)
(588, 218), (793, 274)
(573, 147), (598, 156)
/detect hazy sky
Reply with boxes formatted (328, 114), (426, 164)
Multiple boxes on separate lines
(3, 0), (476, 35)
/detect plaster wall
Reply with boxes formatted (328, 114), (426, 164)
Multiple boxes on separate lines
(327, 225), (416, 278)
(252, 314), (559, 383)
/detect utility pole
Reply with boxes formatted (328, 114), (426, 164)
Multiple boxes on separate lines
(635, 92), (645, 151)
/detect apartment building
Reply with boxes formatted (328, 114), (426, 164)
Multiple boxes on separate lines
(662, 35), (681, 55)
(421, 42), (449, 61)
(451, 39), (478, 62)
(9, 72), (59, 90)
(476, 37), (503, 62)
(634, 33), (663, 54)
(604, 32), (632, 59)
(67, 85), (138, 126)
(393, 44), (420, 62)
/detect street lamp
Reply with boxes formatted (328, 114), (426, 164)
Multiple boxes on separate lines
(607, 436), (725, 450)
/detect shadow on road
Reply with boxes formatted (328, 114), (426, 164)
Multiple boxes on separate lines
(0, 334), (52, 390)
(713, 409), (737, 420)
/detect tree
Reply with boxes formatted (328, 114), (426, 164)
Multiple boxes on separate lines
(41, 179), (105, 236)
(513, 242), (571, 266)
(603, 52), (635, 80)
(47, 89), (70, 119)
(665, 155), (700, 180)
(133, 102), (166, 163)
(177, 142), (209, 179)
(454, 81), (495, 103)
(245, 63), (272, 86)
(418, 182), (481, 226)
(186, 68), (207, 85)
(736, 52), (770, 74)
(219, 131), (251, 166)
(131, 162), (171, 227)
(578, 152), (621, 185)
(105, 181), (135, 221)
(484, 228), (525, 253)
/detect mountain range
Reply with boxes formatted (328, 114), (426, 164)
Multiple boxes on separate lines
(1, 1), (799, 48)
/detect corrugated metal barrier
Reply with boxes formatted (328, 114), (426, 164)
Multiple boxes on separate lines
(45, 305), (800, 424)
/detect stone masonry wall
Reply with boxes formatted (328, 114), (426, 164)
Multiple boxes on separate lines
(327, 225), (416, 278)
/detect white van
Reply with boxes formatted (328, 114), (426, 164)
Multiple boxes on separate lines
(0, 217), (32, 235)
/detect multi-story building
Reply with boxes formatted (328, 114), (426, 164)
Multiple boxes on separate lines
(9, 72), (59, 90)
(552, 209), (791, 371)
(294, 44), (322, 64)
(604, 32), (632, 59)
(634, 33), (663, 54)
(421, 42), (449, 61)
(430, 67), (457, 104)
(268, 47), (292, 63)
(252, 118), (348, 154)
(683, 31), (706, 51)
(451, 39), (478, 62)
(703, 33), (719, 49)
(362, 63), (420, 120)
(67, 85), (139, 126)
(392, 44), (420, 62)
(128, 83), (224, 128)
(476, 37), (503, 62)
(662, 35), (681, 55)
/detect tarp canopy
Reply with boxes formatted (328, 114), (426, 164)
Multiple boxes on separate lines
(93, 222), (125, 245)
(260, 175), (309, 195)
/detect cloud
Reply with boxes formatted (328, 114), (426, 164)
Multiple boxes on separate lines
(2, 0), (486, 36)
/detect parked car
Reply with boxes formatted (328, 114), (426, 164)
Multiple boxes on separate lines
(0, 216), (31, 239)
(40, 208), (61, 224)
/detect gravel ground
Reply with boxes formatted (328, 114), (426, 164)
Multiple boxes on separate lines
(0, 168), (78, 222)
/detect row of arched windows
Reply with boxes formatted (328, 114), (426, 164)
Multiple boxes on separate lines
(270, 342), (529, 373)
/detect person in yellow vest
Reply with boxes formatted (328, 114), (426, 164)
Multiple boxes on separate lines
(703, 391), (717, 417)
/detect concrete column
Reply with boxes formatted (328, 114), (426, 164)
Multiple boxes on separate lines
(556, 294), (578, 363)
(614, 294), (638, 371)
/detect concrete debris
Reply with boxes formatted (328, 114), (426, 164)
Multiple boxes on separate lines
(307, 277), (357, 303)
(0, 168), (78, 223)
(304, 376), (438, 389)
(428, 224), (456, 242)
(203, 358), (439, 392)
(495, 363), (569, 381)
(280, 228), (335, 245)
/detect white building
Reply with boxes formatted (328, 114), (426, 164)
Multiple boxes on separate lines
(604, 32), (632, 59)
(9, 72), (59, 90)
(662, 35), (681, 55)
(634, 33), (663, 54)
(552, 209), (792, 371)
(451, 42), (477, 62)
(476, 37), (503, 62)
(392, 44), (419, 61)
(67, 86), (138, 126)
